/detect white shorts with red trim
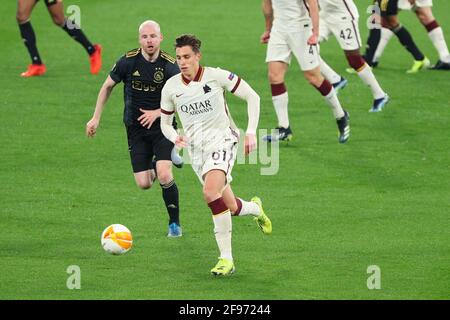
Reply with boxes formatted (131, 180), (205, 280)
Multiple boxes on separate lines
(265, 25), (320, 71)
(319, 17), (362, 51)
(189, 134), (239, 186)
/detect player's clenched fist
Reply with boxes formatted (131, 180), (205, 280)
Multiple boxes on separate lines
(86, 118), (99, 137)
(260, 30), (270, 44)
(245, 134), (257, 155)
(175, 135), (189, 148)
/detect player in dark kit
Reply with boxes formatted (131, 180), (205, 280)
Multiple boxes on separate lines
(363, 0), (429, 73)
(86, 20), (184, 237)
(17, 0), (102, 77)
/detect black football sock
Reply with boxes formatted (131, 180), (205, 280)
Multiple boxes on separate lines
(364, 28), (381, 66)
(393, 25), (425, 61)
(161, 180), (180, 225)
(62, 19), (95, 55)
(19, 21), (43, 64)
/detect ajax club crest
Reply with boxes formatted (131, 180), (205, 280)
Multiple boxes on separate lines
(154, 67), (165, 83)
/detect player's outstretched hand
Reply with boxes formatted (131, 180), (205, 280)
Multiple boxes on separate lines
(245, 133), (257, 155)
(175, 135), (189, 149)
(138, 108), (160, 129)
(260, 30), (270, 44)
(86, 117), (99, 137)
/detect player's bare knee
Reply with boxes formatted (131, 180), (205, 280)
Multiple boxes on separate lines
(203, 188), (221, 204)
(268, 71), (284, 84)
(135, 176), (152, 189)
(16, 12), (30, 24)
(137, 182), (151, 190)
(157, 171), (173, 185)
(137, 179), (152, 189)
(385, 17), (399, 30)
(416, 8), (434, 25)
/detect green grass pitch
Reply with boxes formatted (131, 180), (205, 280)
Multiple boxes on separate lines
(0, 0), (449, 299)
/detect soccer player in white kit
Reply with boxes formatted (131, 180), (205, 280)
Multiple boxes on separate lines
(160, 34), (272, 276)
(261, 0), (350, 144)
(372, 0), (450, 70)
(318, 0), (390, 112)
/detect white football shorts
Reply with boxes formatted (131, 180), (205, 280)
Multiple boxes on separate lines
(398, 0), (433, 10)
(266, 24), (320, 71)
(319, 18), (362, 51)
(189, 136), (239, 186)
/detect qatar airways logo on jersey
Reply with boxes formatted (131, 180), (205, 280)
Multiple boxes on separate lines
(180, 99), (213, 116)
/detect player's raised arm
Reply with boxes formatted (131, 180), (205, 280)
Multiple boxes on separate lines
(86, 75), (117, 137)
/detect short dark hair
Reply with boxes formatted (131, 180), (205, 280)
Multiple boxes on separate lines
(175, 34), (201, 53)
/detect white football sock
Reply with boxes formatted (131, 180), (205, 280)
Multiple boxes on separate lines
(324, 88), (345, 119)
(319, 58), (342, 84)
(357, 64), (386, 100)
(272, 92), (289, 128)
(428, 27), (450, 63)
(374, 27), (394, 63)
(212, 211), (233, 261)
(236, 198), (260, 217)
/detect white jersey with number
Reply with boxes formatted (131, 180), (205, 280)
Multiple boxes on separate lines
(318, 0), (359, 23)
(161, 66), (241, 183)
(272, 0), (311, 32)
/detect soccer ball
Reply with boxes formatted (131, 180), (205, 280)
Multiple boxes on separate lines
(101, 224), (133, 255)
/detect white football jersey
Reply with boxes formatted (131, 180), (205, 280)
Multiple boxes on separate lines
(318, 0), (359, 23)
(161, 66), (240, 151)
(272, 0), (312, 32)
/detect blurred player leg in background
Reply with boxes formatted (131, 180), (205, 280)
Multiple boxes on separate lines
(368, 0), (449, 70)
(17, 0), (102, 77)
(263, 62), (293, 142)
(261, 4), (350, 144)
(368, 0), (430, 73)
(318, 0), (389, 112)
(317, 23), (348, 94)
(319, 58), (348, 94)
(410, 0), (450, 70)
(47, 0), (102, 74)
(17, 0), (46, 77)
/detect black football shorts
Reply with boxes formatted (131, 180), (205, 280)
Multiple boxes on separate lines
(126, 127), (174, 173)
(36, 0), (60, 7)
(377, 0), (399, 17)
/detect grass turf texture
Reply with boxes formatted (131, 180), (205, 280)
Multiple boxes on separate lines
(0, 0), (449, 299)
